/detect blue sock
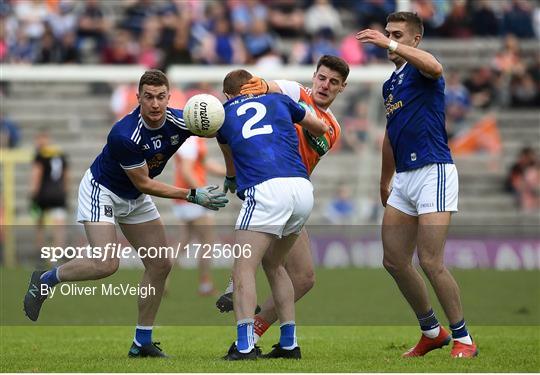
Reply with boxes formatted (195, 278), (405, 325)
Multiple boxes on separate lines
(279, 321), (297, 349)
(417, 308), (440, 331)
(40, 267), (60, 288)
(236, 319), (254, 353)
(450, 319), (472, 344)
(134, 326), (152, 347)
(417, 309), (440, 338)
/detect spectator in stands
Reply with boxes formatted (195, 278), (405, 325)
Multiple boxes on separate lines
(58, 31), (81, 63)
(301, 27), (341, 65)
(137, 30), (161, 68)
(121, 0), (157, 38)
(339, 32), (367, 65)
(470, 0), (500, 36)
(35, 26), (63, 63)
(351, 0), (395, 29)
(464, 66), (496, 109)
(136, 16), (162, 68)
(361, 22), (388, 63)
(510, 72), (540, 107)
(243, 18), (277, 64)
(46, 0), (77, 39)
(445, 70), (471, 137)
(14, 0), (49, 42)
(492, 35), (524, 75)
(437, 0), (473, 38)
(324, 183), (356, 224)
(0, 111), (21, 148)
(411, 0), (447, 37)
(76, 0), (111, 56)
(267, 0), (305, 39)
(304, 0), (342, 37)
(159, 5), (192, 69)
(195, 14), (246, 65)
(8, 27), (36, 64)
(502, 0), (536, 38)
(507, 147), (540, 212)
(229, 0), (268, 35)
(342, 101), (371, 154)
(101, 29), (137, 64)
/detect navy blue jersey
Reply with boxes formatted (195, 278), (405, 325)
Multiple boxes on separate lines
(383, 62), (453, 172)
(217, 93), (308, 195)
(90, 107), (192, 199)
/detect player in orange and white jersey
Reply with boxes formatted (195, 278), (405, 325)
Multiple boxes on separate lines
(216, 55), (350, 346)
(172, 136), (226, 296)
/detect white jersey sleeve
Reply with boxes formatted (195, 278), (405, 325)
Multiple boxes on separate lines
(176, 136), (197, 160)
(275, 80), (301, 103)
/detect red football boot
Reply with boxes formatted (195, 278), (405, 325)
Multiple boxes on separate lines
(402, 326), (452, 357)
(451, 340), (478, 358)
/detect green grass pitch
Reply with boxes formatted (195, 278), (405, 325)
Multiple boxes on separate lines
(1, 267), (539, 372)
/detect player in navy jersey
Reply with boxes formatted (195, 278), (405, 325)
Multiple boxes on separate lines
(23, 70), (228, 358)
(217, 69), (328, 360)
(357, 12), (477, 358)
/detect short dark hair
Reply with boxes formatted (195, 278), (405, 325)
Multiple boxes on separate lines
(316, 55), (350, 82)
(138, 69), (169, 93)
(223, 69), (253, 96)
(386, 11), (424, 37)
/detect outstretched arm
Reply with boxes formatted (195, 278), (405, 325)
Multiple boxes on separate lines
(125, 165), (228, 210)
(356, 29), (443, 79)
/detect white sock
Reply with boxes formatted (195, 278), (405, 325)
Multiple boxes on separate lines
(422, 325), (440, 339)
(454, 334), (473, 345)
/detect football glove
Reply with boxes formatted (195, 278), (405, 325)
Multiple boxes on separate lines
(240, 77), (269, 96)
(187, 185), (229, 211)
(223, 176), (237, 194)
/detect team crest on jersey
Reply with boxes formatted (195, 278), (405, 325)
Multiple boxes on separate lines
(170, 135), (179, 145)
(147, 153), (166, 170)
(104, 205), (113, 217)
(385, 93), (403, 117)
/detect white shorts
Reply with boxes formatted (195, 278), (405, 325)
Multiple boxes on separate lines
(387, 163), (458, 216)
(235, 177), (314, 237)
(77, 169), (160, 225)
(172, 203), (211, 222)
(43, 208), (67, 220)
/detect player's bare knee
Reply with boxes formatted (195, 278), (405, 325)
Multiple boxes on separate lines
(99, 259), (120, 278)
(292, 270), (315, 295)
(147, 258), (173, 279)
(383, 256), (407, 275)
(419, 258), (445, 278)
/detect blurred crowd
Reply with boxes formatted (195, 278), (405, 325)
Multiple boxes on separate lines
(444, 35), (540, 138)
(1, 0), (539, 67)
(506, 147), (540, 212)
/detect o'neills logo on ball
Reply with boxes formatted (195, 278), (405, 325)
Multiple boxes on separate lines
(199, 101), (210, 131)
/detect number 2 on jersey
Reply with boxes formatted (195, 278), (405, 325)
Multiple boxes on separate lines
(237, 102), (273, 139)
